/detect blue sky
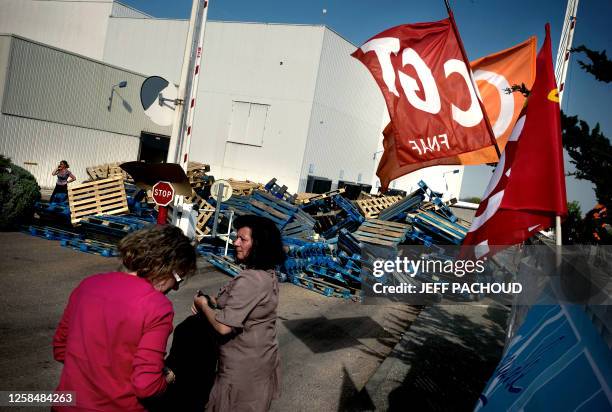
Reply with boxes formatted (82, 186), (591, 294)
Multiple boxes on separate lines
(122, 0), (611, 212)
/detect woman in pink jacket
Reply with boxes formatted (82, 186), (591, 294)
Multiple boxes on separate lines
(53, 225), (196, 411)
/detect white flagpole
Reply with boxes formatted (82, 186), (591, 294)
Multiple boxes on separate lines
(166, 0), (210, 234)
(167, 0), (210, 171)
(554, 0), (580, 246)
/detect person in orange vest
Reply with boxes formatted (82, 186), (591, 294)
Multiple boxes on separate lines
(584, 203), (611, 244)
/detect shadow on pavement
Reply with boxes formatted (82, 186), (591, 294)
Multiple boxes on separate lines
(384, 305), (507, 412)
(282, 316), (394, 354)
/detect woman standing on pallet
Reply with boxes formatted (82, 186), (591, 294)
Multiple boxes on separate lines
(53, 225), (197, 412)
(50, 160), (75, 202)
(193, 215), (285, 412)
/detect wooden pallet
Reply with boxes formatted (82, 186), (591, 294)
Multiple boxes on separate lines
(86, 162), (131, 181)
(353, 219), (411, 248)
(186, 162), (211, 188)
(355, 196), (403, 218)
(107, 162), (129, 180)
(187, 161), (211, 174)
(295, 192), (319, 204)
(68, 177), (129, 224)
(184, 194), (213, 241)
(357, 192), (375, 200)
(227, 179), (262, 196)
(299, 188), (346, 205)
(86, 165), (109, 180)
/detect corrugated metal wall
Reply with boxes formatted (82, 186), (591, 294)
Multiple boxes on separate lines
(0, 113), (139, 189)
(0, 35), (163, 188)
(111, 2), (151, 18)
(2, 36), (170, 138)
(299, 28), (386, 192)
(0, 37), (10, 105)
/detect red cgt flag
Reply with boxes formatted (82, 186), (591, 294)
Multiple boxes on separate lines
(374, 37), (536, 191)
(352, 19), (494, 183)
(462, 24), (567, 258)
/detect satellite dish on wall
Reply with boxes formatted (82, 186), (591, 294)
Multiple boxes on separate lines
(140, 76), (179, 126)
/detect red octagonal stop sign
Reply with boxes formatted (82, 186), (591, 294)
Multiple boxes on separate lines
(152, 181), (175, 206)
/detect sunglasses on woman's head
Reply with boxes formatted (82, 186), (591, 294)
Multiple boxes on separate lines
(173, 271), (184, 287)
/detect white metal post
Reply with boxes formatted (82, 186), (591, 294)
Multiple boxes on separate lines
(167, 0), (210, 170)
(554, 0), (580, 247)
(167, 0), (210, 234)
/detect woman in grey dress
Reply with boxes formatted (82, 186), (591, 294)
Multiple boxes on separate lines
(193, 215), (286, 412)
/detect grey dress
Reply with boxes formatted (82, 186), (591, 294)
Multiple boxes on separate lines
(206, 269), (281, 412)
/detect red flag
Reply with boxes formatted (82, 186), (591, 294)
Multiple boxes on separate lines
(374, 37), (536, 190)
(352, 20), (493, 182)
(461, 24), (567, 258)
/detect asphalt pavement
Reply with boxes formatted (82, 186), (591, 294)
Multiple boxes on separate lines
(0, 232), (420, 411)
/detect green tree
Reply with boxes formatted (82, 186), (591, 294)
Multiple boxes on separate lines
(0, 155), (41, 230)
(506, 45), (611, 207)
(561, 200), (583, 244)
(562, 44), (611, 207)
(561, 113), (612, 207)
(571, 45), (611, 83)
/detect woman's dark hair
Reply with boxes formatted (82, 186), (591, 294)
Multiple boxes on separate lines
(60, 160), (69, 168)
(234, 215), (285, 270)
(118, 225), (197, 284)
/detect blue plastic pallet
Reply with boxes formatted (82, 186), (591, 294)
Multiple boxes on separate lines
(27, 225), (83, 241)
(60, 238), (118, 257)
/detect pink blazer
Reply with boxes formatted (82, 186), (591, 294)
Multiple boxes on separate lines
(53, 272), (173, 411)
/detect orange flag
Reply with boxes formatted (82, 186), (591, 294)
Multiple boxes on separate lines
(460, 36), (537, 164)
(462, 25), (566, 258)
(377, 37), (536, 190)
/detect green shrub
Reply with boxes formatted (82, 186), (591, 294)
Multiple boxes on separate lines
(0, 155), (41, 230)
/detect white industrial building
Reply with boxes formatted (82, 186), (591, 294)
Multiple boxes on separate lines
(0, 0), (464, 197)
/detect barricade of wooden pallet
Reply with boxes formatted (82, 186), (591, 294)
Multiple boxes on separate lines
(355, 195), (403, 218)
(417, 180), (457, 222)
(68, 177), (129, 224)
(338, 228), (362, 256)
(263, 178), (298, 204)
(197, 243), (234, 257)
(185, 194), (214, 241)
(80, 216), (134, 239)
(291, 273), (352, 299)
(221, 196), (251, 216)
(409, 209), (468, 245)
(227, 179), (263, 196)
(79, 214), (152, 239)
(107, 163), (131, 181)
(27, 225), (83, 241)
(35, 201), (71, 223)
(306, 261), (361, 285)
(352, 219), (411, 248)
(295, 192), (319, 204)
(86, 162), (130, 181)
(187, 161), (210, 174)
(378, 191), (425, 221)
(247, 191), (298, 228)
(208, 255), (242, 277)
(60, 238), (118, 257)
(320, 195), (364, 239)
(298, 188), (346, 205)
(281, 209), (317, 239)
